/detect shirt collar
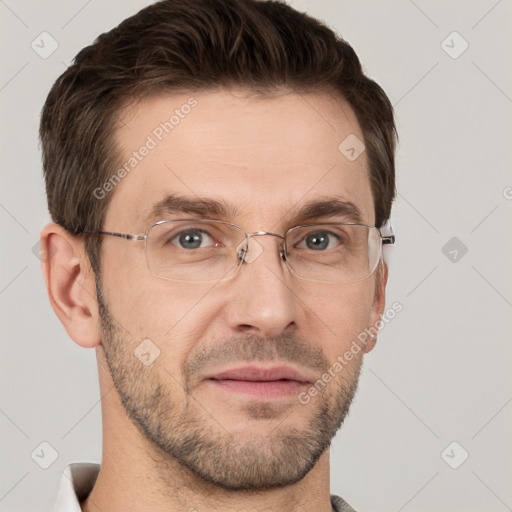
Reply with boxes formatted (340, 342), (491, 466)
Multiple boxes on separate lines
(52, 462), (100, 512)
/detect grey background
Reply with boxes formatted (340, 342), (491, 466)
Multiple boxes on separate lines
(1, 1), (511, 511)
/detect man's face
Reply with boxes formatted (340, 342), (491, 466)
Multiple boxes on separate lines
(96, 89), (384, 490)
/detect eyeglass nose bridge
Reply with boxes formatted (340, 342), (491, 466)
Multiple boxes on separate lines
(236, 231), (286, 264)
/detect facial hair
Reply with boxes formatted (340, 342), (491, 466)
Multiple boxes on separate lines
(96, 279), (363, 491)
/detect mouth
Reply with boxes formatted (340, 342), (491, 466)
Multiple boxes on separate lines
(204, 365), (312, 399)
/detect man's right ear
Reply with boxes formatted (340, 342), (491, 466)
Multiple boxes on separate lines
(40, 223), (101, 348)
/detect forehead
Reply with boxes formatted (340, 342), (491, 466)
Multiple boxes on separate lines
(106, 89), (374, 230)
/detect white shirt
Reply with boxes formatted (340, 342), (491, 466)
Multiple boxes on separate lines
(52, 462), (100, 512)
(52, 462), (356, 512)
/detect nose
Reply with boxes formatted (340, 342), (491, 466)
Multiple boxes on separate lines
(224, 234), (300, 339)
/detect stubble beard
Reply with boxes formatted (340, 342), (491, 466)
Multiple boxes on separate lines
(96, 280), (363, 491)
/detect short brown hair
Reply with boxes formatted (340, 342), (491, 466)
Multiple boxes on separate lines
(40, 0), (397, 274)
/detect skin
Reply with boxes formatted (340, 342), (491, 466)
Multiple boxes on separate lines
(41, 89), (388, 512)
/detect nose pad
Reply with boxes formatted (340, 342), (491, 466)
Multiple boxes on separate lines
(235, 236), (264, 264)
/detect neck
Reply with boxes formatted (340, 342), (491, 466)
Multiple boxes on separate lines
(81, 450), (334, 512)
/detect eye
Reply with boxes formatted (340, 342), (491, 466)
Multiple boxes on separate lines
(171, 229), (216, 250)
(297, 230), (341, 251)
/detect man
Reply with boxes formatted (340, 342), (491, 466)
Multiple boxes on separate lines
(40, 0), (397, 510)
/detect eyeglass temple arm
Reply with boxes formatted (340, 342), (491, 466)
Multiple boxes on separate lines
(380, 222), (395, 245)
(91, 231), (147, 241)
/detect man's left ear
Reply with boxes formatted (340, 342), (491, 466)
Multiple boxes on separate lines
(364, 260), (388, 353)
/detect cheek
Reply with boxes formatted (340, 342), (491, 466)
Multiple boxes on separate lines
(300, 281), (375, 355)
(104, 266), (221, 355)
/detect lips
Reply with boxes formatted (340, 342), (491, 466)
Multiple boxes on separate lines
(203, 365), (314, 399)
(206, 365), (312, 383)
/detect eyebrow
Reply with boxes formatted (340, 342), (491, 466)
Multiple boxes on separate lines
(145, 194), (364, 226)
(291, 197), (364, 224)
(146, 194), (240, 223)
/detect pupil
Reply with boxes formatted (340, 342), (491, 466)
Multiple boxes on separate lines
(179, 231), (202, 249)
(306, 233), (328, 250)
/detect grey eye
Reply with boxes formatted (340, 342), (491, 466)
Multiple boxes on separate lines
(172, 229), (213, 249)
(299, 231), (340, 251)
